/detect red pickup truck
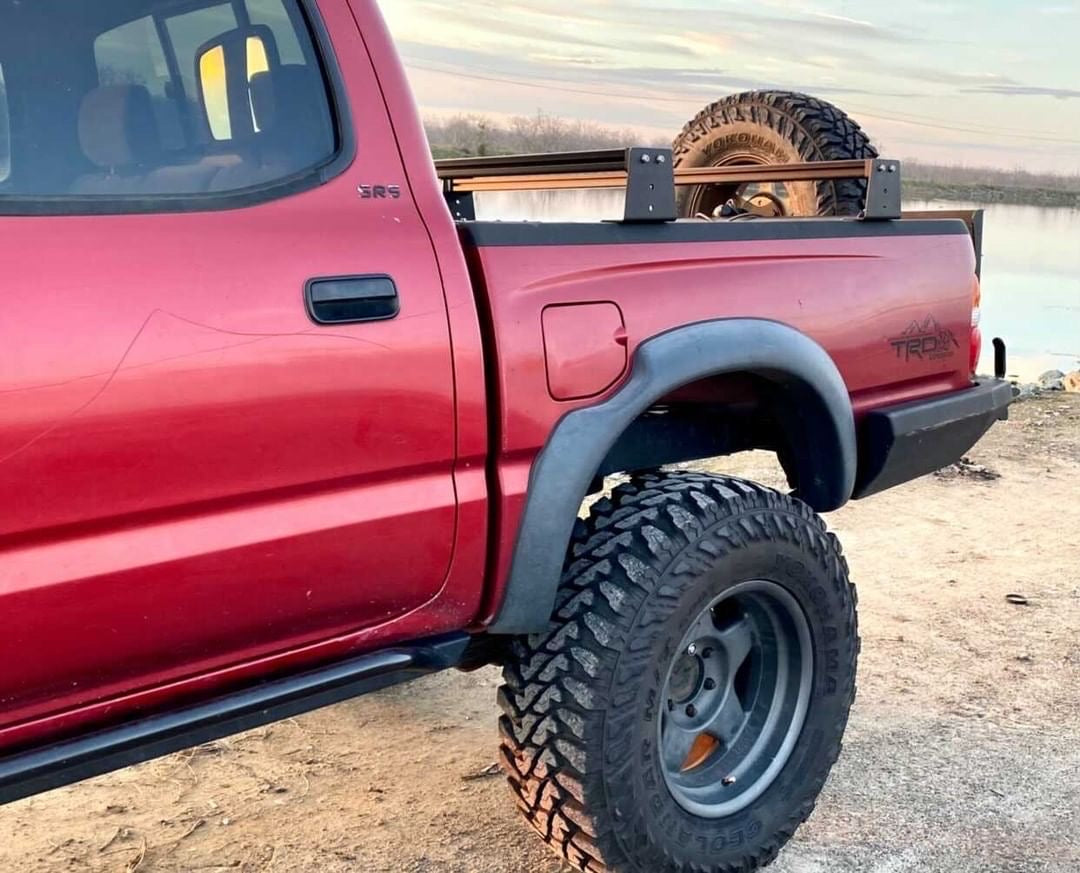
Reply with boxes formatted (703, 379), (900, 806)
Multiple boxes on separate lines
(0, 1), (1011, 871)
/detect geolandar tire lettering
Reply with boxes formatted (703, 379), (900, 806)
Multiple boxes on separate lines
(498, 472), (859, 872)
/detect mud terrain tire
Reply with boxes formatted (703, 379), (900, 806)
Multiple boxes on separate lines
(498, 472), (859, 872)
(673, 90), (877, 218)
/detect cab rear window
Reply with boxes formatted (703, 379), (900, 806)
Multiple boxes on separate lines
(0, 0), (339, 206)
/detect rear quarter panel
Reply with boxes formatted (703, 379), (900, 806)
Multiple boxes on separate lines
(462, 221), (977, 623)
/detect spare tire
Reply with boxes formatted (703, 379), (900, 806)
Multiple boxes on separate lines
(673, 90), (877, 217)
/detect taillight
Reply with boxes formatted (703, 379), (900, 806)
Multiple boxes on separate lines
(970, 279), (983, 375)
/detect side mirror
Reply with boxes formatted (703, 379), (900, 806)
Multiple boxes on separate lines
(196, 25), (280, 141)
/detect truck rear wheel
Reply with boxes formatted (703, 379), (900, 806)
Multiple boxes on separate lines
(498, 472), (858, 872)
(673, 90), (877, 218)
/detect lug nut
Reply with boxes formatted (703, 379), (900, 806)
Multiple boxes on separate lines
(667, 699), (675, 712)
(685, 704), (697, 718)
(704, 678), (717, 691)
(702, 648), (713, 659)
(687, 644), (697, 655)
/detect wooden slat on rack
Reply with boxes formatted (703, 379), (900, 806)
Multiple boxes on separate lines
(441, 157), (878, 193)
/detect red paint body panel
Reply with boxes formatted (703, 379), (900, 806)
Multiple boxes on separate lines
(0, 0), (982, 760)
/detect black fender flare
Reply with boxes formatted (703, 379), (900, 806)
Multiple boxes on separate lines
(488, 318), (856, 635)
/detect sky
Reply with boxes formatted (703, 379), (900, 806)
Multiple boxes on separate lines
(379, 0), (1080, 173)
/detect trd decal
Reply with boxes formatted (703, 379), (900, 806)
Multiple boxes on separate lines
(358, 184), (402, 200)
(889, 316), (960, 362)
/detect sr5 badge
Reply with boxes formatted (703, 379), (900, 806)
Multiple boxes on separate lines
(358, 184), (402, 200)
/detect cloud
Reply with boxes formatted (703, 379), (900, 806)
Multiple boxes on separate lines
(399, 39), (923, 109)
(629, 4), (931, 43)
(888, 67), (1017, 87)
(384, 0), (1080, 172)
(964, 84), (1080, 100)
(799, 10), (920, 41)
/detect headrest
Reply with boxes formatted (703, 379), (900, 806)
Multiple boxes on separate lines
(78, 85), (162, 170)
(249, 66), (334, 153)
(249, 69), (279, 132)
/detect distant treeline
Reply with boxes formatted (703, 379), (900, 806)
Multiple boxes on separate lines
(425, 113), (665, 159)
(902, 161), (1080, 208)
(426, 113), (1080, 208)
(903, 161), (1080, 191)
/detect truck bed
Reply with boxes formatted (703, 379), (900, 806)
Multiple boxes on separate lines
(458, 212), (981, 621)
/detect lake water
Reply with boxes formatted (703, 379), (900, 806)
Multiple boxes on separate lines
(476, 192), (1080, 381)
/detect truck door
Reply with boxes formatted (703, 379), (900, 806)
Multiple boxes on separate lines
(0, 0), (456, 732)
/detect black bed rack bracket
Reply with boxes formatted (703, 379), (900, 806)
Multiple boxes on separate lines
(863, 160), (903, 221)
(622, 148), (678, 223)
(446, 189), (476, 222)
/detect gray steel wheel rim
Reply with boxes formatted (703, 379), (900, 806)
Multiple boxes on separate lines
(658, 579), (814, 819)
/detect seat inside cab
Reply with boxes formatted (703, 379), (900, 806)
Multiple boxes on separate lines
(71, 65), (333, 195)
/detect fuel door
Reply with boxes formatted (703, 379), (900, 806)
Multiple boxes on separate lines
(542, 303), (628, 401)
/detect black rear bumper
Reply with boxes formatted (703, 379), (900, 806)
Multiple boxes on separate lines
(853, 379), (1013, 499)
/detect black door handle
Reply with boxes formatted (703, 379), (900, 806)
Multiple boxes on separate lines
(305, 275), (400, 324)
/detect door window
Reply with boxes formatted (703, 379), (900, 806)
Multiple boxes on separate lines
(0, 0), (338, 203)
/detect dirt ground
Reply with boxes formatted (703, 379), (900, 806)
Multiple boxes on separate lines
(2, 394), (1078, 873)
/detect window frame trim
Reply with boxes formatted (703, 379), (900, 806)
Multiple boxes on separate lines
(0, 0), (356, 216)
(0, 59), (10, 185)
